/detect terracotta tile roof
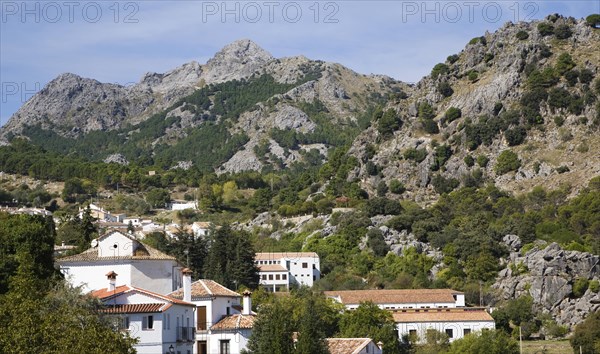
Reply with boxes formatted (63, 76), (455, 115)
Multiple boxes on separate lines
(91, 285), (130, 299)
(326, 338), (372, 354)
(257, 264), (288, 272)
(211, 314), (255, 331)
(324, 289), (461, 305)
(255, 252), (319, 261)
(392, 308), (494, 323)
(91, 285), (194, 307)
(169, 279), (240, 300)
(101, 303), (165, 314)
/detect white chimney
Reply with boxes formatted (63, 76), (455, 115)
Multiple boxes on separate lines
(182, 268), (193, 303)
(106, 271), (117, 291)
(242, 290), (252, 315)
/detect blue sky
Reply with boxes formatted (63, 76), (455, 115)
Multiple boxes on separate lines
(1, 0), (598, 126)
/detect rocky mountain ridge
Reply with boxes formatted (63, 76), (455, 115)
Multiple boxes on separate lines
(2, 16), (599, 199)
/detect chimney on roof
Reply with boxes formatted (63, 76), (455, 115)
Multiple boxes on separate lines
(106, 271), (117, 291)
(182, 268), (193, 302)
(242, 290), (252, 315)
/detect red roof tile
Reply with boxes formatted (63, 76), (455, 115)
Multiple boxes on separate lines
(257, 264), (287, 272)
(392, 308), (494, 322)
(101, 303), (165, 314)
(326, 338), (372, 354)
(169, 279), (240, 300)
(324, 289), (461, 305)
(211, 314), (255, 330)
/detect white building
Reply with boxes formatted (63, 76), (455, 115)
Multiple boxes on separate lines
(170, 201), (198, 211)
(393, 308), (495, 342)
(169, 270), (255, 354)
(92, 272), (195, 354)
(255, 252), (321, 292)
(192, 221), (212, 238)
(57, 230), (183, 294)
(325, 288), (465, 310)
(82, 203), (126, 223)
(325, 288), (494, 342)
(326, 338), (383, 354)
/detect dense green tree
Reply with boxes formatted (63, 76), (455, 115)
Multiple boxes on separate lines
(244, 300), (295, 354)
(0, 213), (57, 294)
(378, 109), (402, 137)
(570, 311), (600, 354)
(167, 229), (207, 278)
(145, 187), (171, 208)
(338, 301), (401, 354)
(204, 226), (259, 289)
(0, 254), (137, 354)
(447, 330), (518, 354)
(295, 296), (331, 354)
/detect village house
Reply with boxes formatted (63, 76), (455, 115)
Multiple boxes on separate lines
(325, 288), (494, 342)
(168, 270), (255, 354)
(81, 203), (126, 223)
(57, 230), (183, 294)
(92, 271), (195, 354)
(254, 252), (321, 292)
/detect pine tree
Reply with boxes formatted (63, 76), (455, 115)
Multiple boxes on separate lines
(295, 296), (330, 354)
(244, 300), (295, 354)
(204, 226), (259, 289)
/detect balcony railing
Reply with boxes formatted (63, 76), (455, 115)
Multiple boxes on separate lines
(176, 326), (196, 342)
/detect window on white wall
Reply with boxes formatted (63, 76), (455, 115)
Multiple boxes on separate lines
(142, 315), (154, 330)
(463, 328), (471, 335)
(220, 340), (230, 354)
(445, 329), (453, 338)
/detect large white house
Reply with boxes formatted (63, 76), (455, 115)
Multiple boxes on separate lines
(92, 272), (195, 354)
(169, 269), (255, 354)
(325, 289), (494, 342)
(393, 308), (495, 342)
(57, 230), (183, 294)
(255, 252), (321, 292)
(325, 288), (465, 310)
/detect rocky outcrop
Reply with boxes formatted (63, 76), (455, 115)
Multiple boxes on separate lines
(494, 235), (600, 328)
(202, 39), (274, 83)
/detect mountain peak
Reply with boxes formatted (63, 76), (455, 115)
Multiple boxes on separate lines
(212, 39), (273, 62)
(203, 39), (274, 83)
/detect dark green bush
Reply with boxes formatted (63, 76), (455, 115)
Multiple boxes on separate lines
(554, 24), (573, 39)
(389, 180), (406, 194)
(516, 30), (529, 40)
(431, 63), (450, 80)
(444, 107), (462, 123)
(447, 54), (460, 64)
(437, 81), (454, 97)
(537, 22), (555, 36)
(464, 155), (475, 167)
(468, 71), (479, 82)
(505, 127), (527, 146)
(495, 150), (521, 175)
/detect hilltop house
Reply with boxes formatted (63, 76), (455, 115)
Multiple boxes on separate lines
(57, 230), (183, 294)
(92, 272), (195, 354)
(169, 269), (255, 354)
(325, 289), (494, 342)
(81, 203), (126, 223)
(254, 252), (321, 292)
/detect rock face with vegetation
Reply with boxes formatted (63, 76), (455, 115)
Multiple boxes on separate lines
(350, 15), (600, 204)
(494, 236), (600, 328)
